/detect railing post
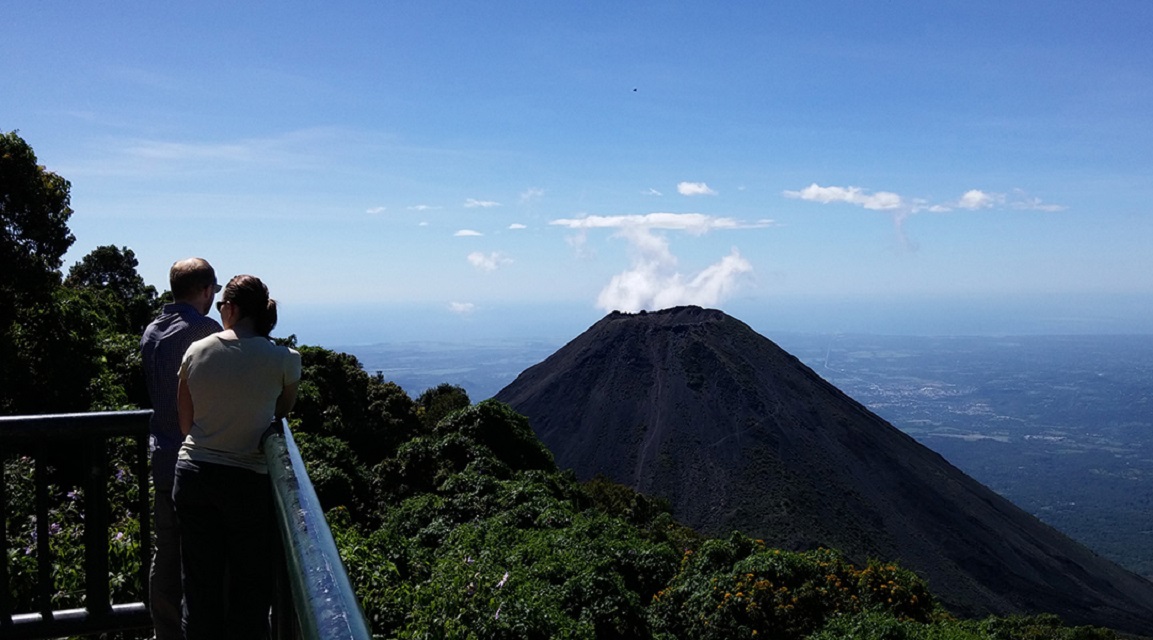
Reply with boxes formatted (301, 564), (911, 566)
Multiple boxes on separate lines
(135, 434), (151, 610)
(33, 449), (51, 622)
(83, 437), (111, 621)
(0, 455), (9, 629)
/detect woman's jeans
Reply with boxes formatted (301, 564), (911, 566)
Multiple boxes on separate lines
(173, 459), (274, 640)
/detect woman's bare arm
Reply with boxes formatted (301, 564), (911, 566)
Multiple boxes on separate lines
(275, 381), (300, 420)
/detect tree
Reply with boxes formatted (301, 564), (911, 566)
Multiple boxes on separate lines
(0, 131), (77, 413)
(415, 383), (471, 429)
(65, 245), (160, 334)
(5, 287), (111, 413)
(291, 345), (422, 468)
(0, 136), (145, 413)
(0, 131), (75, 306)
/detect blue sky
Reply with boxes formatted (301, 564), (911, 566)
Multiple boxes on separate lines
(5, 2), (1152, 343)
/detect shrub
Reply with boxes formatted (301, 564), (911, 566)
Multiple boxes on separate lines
(649, 533), (938, 640)
(416, 383), (471, 430)
(294, 432), (372, 516)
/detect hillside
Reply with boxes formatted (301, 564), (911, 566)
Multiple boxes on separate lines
(494, 306), (1153, 634)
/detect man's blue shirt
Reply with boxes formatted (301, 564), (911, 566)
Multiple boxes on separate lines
(141, 302), (222, 481)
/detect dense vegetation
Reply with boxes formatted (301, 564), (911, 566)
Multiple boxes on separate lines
(0, 130), (1125, 638)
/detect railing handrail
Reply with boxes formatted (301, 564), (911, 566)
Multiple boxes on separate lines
(0, 410), (153, 439)
(263, 420), (372, 640)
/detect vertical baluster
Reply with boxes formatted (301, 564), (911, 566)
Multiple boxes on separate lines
(0, 453), (10, 627)
(136, 433), (151, 606)
(84, 436), (111, 619)
(34, 445), (52, 621)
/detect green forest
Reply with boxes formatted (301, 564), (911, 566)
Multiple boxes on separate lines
(0, 131), (1123, 639)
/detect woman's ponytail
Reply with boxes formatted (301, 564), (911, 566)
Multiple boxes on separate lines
(255, 298), (278, 338)
(220, 274), (278, 338)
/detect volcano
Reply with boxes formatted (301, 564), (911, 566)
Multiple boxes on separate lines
(494, 306), (1153, 633)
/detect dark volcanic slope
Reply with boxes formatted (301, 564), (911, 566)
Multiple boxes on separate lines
(495, 306), (1153, 634)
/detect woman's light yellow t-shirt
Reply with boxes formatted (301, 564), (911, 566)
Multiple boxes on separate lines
(178, 334), (302, 473)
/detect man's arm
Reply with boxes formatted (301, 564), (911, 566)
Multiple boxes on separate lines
(178, 378), (194, 437)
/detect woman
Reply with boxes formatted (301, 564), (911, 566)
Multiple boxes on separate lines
(174, 274), (301, 639)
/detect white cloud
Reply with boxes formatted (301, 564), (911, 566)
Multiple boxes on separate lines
(519, 188), (544, 203)
(124, 140), (259, 163)
(454, 229), (483, 237)
(784, 182), (1065, 253)
(365, 206), (386, 214)
(566, 232), (595, 259)
(408, 204), (438, 211)
(467, 251), (513, 272)
(787, 183), (1064, 216)
(595, 227), (752, 313)
(549, 211), (761, 312)
(644, 188), (663, 196)
(79, 127), (388, 180)
(784, 183), (912, 250)
(677, 181), (718, 196)
(550, 212), (772, 235)
(1014, 200), (1064, 212)
(1010, 190), (1066, 212)
(957, 189), (1001, 210)
(465, 198), (501, 208)
(508, 223), (527, 230)
(783, 183), (902, 210)
(448, 302), (476, 315)
(418, 221), (430, 226)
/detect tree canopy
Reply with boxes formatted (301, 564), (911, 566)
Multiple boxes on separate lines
(65, 244), (160, 334)
(0, 133), (146, 413)
(0, 130), (75, 305)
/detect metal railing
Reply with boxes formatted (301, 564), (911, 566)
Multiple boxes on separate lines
(0, 411), (153, 639)
(263, 420), (372, 640)
(1, 412), (372, 640)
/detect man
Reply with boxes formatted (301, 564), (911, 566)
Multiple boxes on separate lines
(140, 258), (223, 640)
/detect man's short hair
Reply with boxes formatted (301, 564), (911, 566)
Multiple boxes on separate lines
(169, 258), (216, 300)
